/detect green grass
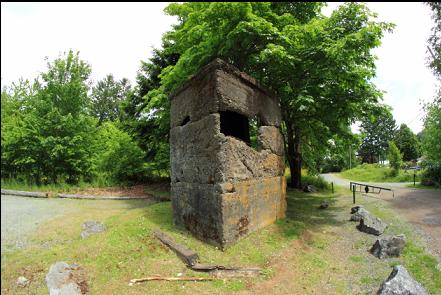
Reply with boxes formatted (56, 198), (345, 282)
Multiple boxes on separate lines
(339, 164), (421, 183)
(1, 177), (113, 194)
(406, 183), (441, 190)
(2, 184), (439, 294)
(1, 189), (339, 294)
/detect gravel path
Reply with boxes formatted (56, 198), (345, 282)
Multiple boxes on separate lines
(321, 173), (441, 262)
(1, 195), (156, 253)
(1, 195), (71, 252)
(320, 173), (412, 189)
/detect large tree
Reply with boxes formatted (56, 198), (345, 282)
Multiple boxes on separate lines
(120, 46), (180, 176)
(143, 2), (392, 187)
(426, 2), (441, 78)
(91, 74), (131, 124)
(1, 50), (96, 184)
(394, 123), (420, 161)
(421, 97), (441, 164)
(358, 105), (397, 164)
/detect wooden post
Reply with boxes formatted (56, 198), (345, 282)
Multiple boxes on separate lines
(414, 172), (416, 186)
(331, 182), (334, 194)
(352, 185), (356, 204)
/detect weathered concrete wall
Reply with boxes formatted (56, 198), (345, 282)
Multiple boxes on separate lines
(170, 58), (286, 248)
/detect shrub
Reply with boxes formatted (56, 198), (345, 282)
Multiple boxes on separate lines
(388, 141), (402, 176)
(421, 163), (441, 187)
(95, 122), (146, 183)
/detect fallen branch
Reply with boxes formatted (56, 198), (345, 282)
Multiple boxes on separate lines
(192, 264), (261, 278)
(129, 277), (215, 285)
(153, 229), (262, 278)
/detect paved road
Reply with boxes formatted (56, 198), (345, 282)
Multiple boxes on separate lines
(321, 173), (441, 262)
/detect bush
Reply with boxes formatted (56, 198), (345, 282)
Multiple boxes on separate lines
(95, 122), (146, 183)
(388, 141), (402, 176)
(421, 163), (441, 187)
(302, 174), (330, 190)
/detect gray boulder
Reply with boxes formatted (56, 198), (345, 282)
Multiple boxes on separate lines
(16, 276), (29, 287)
(377, 265), (428, 295)
(319, 201), (329, 209)
(357, 214), (387, 236)
(303, 185), (318, 193)
(350, 206), (370, 222)
(80, 221), (106, 239)
(370, 235), (406, 259)
(46, 262), (87, 295)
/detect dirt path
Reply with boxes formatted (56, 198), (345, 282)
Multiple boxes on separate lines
(386, 187), (441, 262)
(321, 173), (441, 262)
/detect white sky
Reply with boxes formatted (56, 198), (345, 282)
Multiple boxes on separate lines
(1, 2), (438, 133)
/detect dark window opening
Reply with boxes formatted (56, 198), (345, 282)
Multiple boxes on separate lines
(220, 111), (250, 144)
(180, 116), (190, 126)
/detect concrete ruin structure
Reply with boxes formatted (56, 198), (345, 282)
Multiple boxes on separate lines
(170, 59), (286, 248)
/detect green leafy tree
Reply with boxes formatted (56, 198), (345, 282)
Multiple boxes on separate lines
(91, 74), (131, 124)
(1, 50), (96, 184)
(358, 105), (397, 164)
(421, 97), (441, 164)
(394, 123), (420, 161)
(143, 2), (392, 187)
(120, 46), (180, 177)
(426, 2), (441, 78)
(319, 133), (361, 173)
(94, 122), (146, 183)
(388, 141), (402, 175)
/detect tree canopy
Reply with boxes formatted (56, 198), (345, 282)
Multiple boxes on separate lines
(358, 105), (396, 164)
(141, 2), (392, 187)
(394, 123), (420, 161)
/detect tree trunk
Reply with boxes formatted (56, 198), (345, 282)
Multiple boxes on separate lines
(285, 123), (302, 188)
(292, 127), (302, 188)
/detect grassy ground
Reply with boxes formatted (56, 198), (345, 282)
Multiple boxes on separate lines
(1, 178), (170, 198)
(1, 184), (439, 294)
(406, 183), (441, 190)
(340, 164), (422, 183)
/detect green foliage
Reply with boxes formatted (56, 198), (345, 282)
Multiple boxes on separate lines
(340, 163), (421, 183)
(1, 50), (168, 185)
(91, 74), (131, 124)
(94, 122), (146, 183)
(421, 163), (441, 187)
(426, 2), (441, 78)
(1, 51), (96, 184)
(421, 98), (441, 164)
(319, 133), (361, 173)
(388, 141), (403, 174)
(146, 2), (393, 187)
(120, 46), (179, 176)
(301, 174), (330, 190)
(394, 123), (420, 161)
(358, 105), (397, 164)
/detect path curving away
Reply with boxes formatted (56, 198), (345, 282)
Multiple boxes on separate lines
(321, 173), (441, 262)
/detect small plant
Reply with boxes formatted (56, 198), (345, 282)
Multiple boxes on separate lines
(388, 141), (403, 176)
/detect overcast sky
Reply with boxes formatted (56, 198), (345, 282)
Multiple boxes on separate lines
(1, 2), (438, 133)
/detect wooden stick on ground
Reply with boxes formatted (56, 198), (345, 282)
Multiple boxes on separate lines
(129, 277), (215, 285)
(153, 230), (199, 266)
